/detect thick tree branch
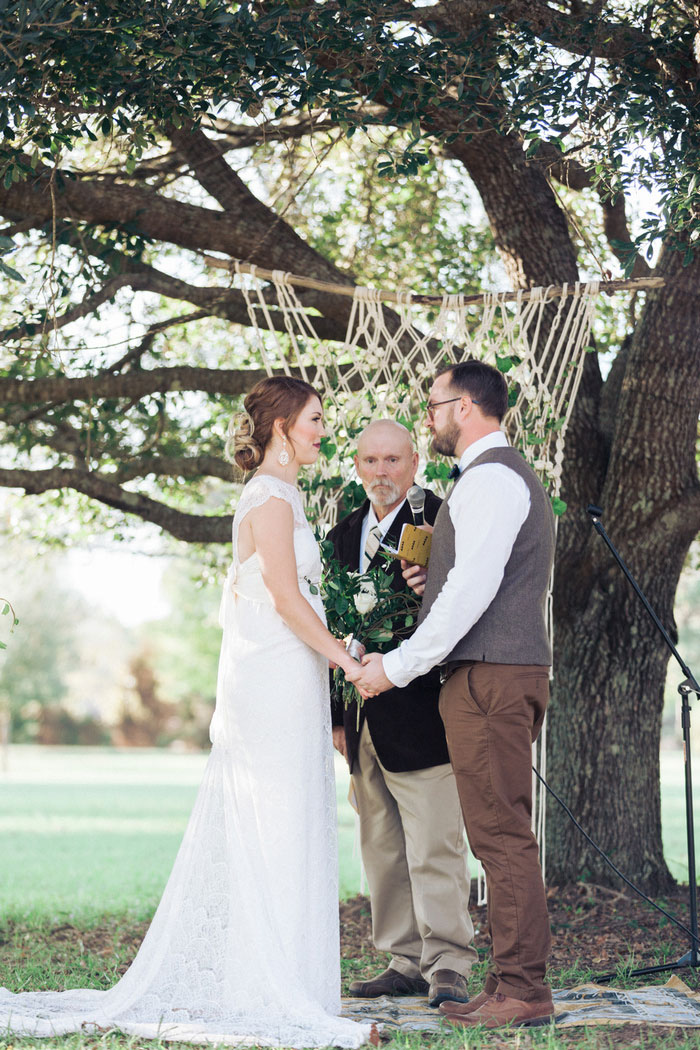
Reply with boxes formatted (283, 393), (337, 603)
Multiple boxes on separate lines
(202, 113), (342, 150)
(0, 157), (361, 332)
(0, 367), (268, 405)
(166, 123), (367, 328)
(0, 363), (366, 406)
(423, 0), (668, 74)
(531, 142), (652, 278)
(1, 263), (347, 344)
(113, 455), (232, 483)
(0, 467), (233, 543)
(0, 148), (425, 353)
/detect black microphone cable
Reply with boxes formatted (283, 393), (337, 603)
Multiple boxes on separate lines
(533, 766), (699, 947)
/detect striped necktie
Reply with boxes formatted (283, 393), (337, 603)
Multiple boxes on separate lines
(363, 525), (383, 572)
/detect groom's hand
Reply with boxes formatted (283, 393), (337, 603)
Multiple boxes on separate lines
(357, 652), (393, 695)
(343, 659), (374, 700)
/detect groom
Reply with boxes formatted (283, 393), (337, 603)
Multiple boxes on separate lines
(328, 419), (477, 1007)
(357, 362), (556, 1029)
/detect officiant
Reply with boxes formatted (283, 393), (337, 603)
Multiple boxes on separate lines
(328, 419), (477, 1008)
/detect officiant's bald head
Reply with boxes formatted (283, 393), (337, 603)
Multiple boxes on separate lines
(355, 420), (418, 518)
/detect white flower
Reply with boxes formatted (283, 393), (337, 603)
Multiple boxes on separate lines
(354, 583), (378, 616)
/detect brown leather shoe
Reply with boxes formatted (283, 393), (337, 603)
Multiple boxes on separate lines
(348, 967), (429, 998)
(442, 991), (554, 1029)
(428, 969), (469, 1008)
(439, 989), (490, 1016)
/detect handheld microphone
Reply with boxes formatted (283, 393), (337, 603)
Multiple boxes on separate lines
(407, 485), (426, 526)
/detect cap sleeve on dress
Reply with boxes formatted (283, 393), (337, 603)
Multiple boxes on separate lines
(234, 475), (306, 532)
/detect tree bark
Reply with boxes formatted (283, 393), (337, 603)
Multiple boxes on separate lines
(549, 242), (700, 890)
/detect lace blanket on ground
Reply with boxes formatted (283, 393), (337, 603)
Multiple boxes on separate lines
(0, 475), (371, 1049)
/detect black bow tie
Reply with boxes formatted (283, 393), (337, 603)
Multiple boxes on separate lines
(448, 464), (461, 480)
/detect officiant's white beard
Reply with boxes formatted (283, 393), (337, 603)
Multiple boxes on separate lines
(364, 478), (402, 507)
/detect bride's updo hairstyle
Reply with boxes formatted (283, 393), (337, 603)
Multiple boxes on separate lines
(227, 376), (321, 472)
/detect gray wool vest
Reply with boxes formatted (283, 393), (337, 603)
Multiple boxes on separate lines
(418, 447), (555, 666)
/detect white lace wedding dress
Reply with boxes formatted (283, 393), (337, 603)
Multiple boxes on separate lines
(0, 475), (371, 1048)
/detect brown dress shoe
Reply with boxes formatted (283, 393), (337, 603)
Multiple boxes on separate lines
(443, 991), (554, 1029)
(348, 967), (429, 998)
(439, 989), (490, 1016)
(428, 969), (469, 1008)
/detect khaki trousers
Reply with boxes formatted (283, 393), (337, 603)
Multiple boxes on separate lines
(439, 661), (552, 1003)
(353, 722), (477, 980)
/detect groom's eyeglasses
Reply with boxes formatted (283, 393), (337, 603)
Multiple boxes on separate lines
(425, 396), (480, 419)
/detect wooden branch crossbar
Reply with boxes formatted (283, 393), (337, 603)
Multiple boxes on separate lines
(202, 256), (665, 305)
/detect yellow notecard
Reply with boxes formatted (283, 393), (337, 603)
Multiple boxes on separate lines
(381, 524), (432, 568)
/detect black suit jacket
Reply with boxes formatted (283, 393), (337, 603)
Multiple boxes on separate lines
(328, 490), (449, 773)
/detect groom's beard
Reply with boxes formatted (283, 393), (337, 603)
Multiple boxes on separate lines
(364, 478), (401, 507)
(431, 419), (460, 457)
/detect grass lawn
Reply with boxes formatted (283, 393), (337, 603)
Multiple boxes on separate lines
(0, 745), (697, 1049)
(0, 745), (366, 921)
(659, 749), (693, 883)
(0, 745), (690, 921)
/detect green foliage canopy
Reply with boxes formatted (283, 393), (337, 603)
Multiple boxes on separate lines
(1, 1), (698, 260)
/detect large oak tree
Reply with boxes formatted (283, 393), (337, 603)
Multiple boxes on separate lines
(1, 1), (699, 893)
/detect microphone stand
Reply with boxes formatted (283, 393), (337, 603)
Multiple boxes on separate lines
(586, 505), (700, 980)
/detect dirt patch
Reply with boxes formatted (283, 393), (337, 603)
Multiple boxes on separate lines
(340, 881), (700, 990)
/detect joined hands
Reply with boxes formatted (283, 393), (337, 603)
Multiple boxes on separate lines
(348, 652), (394, 697)
(344, 554), (428, 697)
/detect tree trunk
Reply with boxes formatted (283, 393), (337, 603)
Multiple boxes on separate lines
(549, 242), (700, 890)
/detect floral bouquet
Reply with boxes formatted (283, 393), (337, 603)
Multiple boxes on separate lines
(312, 539), (421, 718)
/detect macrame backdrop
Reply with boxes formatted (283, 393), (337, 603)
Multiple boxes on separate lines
(225, 263), (605, 894)
(233, 265), (600, 513)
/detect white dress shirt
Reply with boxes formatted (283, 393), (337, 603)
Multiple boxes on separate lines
(382, 433), (531, 689)
(359, 498), (406, 569)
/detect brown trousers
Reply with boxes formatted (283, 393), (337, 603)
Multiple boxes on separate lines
(439, 661), (552, 1003)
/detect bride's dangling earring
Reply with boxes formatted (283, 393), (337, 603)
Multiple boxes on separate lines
(278, 437), (290, 466)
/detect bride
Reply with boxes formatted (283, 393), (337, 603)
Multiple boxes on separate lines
(0, 376), (373, 1048)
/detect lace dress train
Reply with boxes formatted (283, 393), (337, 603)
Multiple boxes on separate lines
(0, 476), (371, 1048)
